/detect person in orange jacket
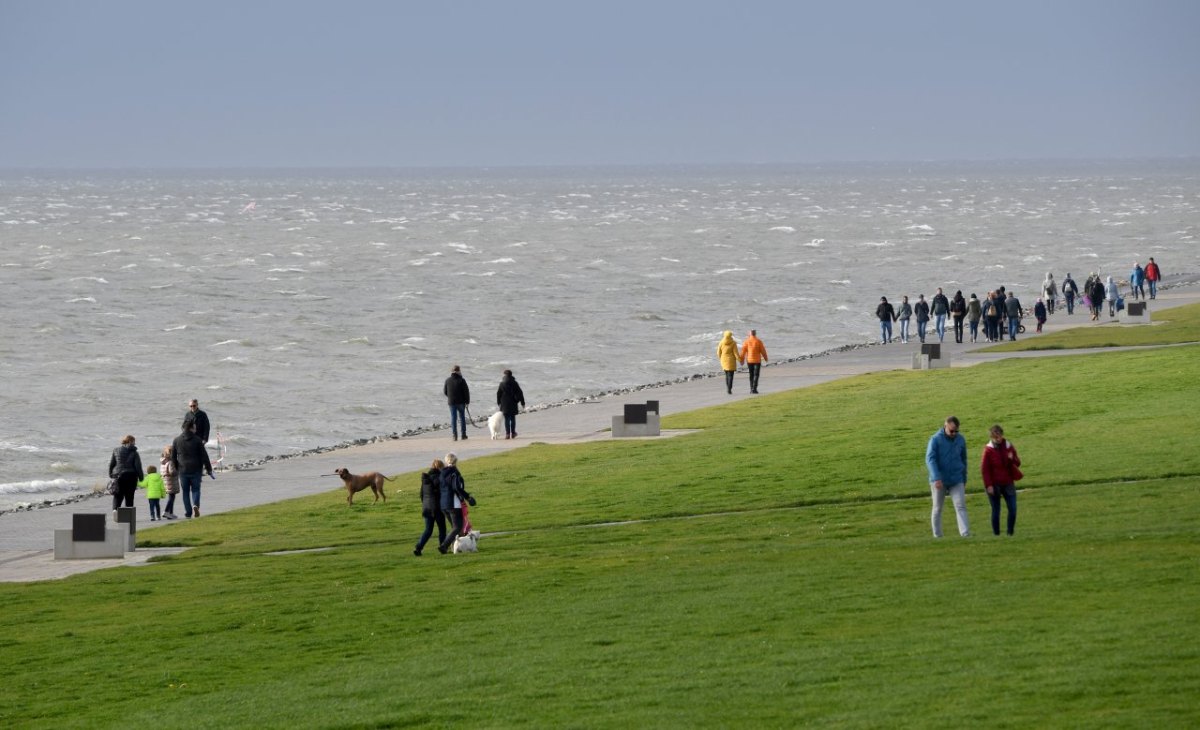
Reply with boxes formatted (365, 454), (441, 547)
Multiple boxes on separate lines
(738, 329), (768, 394)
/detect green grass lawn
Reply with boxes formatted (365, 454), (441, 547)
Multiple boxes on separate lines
(2, 340), (1199, 726)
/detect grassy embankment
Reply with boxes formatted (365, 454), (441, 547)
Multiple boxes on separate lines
(1, 312), (1198, 728)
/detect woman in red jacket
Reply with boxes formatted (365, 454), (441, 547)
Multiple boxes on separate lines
(981, 424), (1022, 536)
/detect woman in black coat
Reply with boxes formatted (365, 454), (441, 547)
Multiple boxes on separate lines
(108, 434), (144, 510)
(496, 369), (526, 440)
(413, 459), (445, 556)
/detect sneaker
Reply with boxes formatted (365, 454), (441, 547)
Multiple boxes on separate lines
(194, 507), (200, 518)
(461, 435), (468, 440)
(413, 548), (422, 557)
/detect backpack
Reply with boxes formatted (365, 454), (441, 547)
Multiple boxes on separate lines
(986, 302), (998, 318)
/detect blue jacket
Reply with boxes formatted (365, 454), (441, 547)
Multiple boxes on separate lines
(926, 428), (967, 486)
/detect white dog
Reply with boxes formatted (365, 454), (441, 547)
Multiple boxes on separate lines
(452, 530), (480, 553)
(487, 411), (504, 440)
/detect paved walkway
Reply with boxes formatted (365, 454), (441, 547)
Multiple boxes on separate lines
(3, 280), (1196, 581)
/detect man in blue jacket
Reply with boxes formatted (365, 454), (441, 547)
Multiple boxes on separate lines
(925, 415), (971, 538)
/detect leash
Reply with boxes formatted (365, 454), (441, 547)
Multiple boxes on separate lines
(464, 406), (485, 429)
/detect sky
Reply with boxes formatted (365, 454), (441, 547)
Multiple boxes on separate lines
(1, 0), (1198, 168)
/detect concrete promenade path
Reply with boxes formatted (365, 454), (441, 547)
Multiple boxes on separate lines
(4, 280), (1197, 581)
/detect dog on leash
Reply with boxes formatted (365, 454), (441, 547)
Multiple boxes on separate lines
(334, 467), (394, 506)
(487, 411), (504, 440)
(453, 530), (481, 553)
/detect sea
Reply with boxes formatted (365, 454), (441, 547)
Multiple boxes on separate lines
(2, 160), (1198, 513)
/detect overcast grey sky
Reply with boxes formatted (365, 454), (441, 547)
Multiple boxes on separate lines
(1, 0), (1197, 168)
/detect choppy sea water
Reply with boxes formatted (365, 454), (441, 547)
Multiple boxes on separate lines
(2, 161), (1197, 512)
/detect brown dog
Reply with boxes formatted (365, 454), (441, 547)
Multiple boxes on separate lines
(335, 467), (394, 506)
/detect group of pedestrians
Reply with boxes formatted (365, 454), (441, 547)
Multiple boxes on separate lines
(413, 452), (477, 556)
(716, 329), (769, 394)
(875, 258), (1166, 345)
(925, 416), (1024, 538)
(107, 398), (215, 521)
(443, 365), (528, 441)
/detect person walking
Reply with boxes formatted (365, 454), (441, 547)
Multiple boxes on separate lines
(1129, 262), (1145, 301)
(1033, 298), (1047, 333)
(717, 331), (740, 393)
(138, 465), (165, 521)
(496, 369), (526, 439)
(1042, 272), (1058, 315)
(160, 445), (179, 520)
(876, 297), (896, 344)
(983, 292), (1002, 342)
(414, 459), (446, 556)
(443, 365), (471, 441)
(925, 416), (971, 538)
(949, 290), (967, 344)
(914, 294), (930, 344)
(739, 329), (768, 394)
(171, 421), (214, 519)
(1005, 291), (1023, 341)
(1105, 275), (1120, 317)
(896, 295), (912, 344)
(1089, 276), (1105, 321)
(183, 399), (211, 445)
(980, 424), (1022, 536)
(1145, 257), (1162, 299)
(108, 434), (144, 511)
(931, 288), (950, 343)
(437, 453), (475, 554)
(1061, 273), (1078, 315)
(966, 293), (982, 343)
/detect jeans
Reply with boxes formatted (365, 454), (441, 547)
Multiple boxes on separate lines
(968, 319), (979, 341)
(180, 472), (202, 517)
(1008, 317), (1020, 340)
(148, 498), (161, 520)
(987, 484), (1017, 535)
(416, 511), (447, 553)
(935, 314), (947, 342)
(952, 317), (964, 343)
(1148, 279), (1157, 298)
(165, 492), (176, 514)
(1065, 293), (1075, 314)
(880, 320), (892, 343)
(504, 413), (517, 436)
(899, 319), (910, 342)
(724, 370), (735, 393)
(746, 363), (761, 392)
(917, 320), (928, 342)
(930, 482), (970, 537)
(449, 404), (467, 438)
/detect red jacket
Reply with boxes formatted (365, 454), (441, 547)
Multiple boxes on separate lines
(981, 439), (1022, 490)
(1145, 261), (1161, 282)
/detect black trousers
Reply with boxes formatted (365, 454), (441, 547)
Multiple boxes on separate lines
(112, 472), (138, 510)
(746, 363), (761, 392)
(723, 370), (734, 393)
(439, 509), (464, 551)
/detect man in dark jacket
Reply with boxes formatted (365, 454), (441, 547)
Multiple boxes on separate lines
(443, 365), (471, 441)
(183, 399), (211, 444)
(496, 369), (526, 439)
(875, 296), (896, 344)
(1004, 292), (1022, 341)
(171, 422), (213, 519)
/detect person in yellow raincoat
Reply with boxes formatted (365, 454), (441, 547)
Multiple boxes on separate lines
(716, 330), (740, 394)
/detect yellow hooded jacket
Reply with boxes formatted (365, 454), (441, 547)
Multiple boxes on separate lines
(717, 331), (740, 371)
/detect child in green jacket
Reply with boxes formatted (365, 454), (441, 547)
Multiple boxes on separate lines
(138, 466), (166, 521)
